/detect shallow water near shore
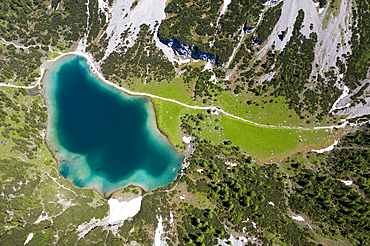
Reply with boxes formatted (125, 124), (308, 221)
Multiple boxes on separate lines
(43, 55), (183, 196)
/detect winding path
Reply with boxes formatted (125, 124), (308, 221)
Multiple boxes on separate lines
(0, 48), (350, 131)
(0, 68), (45, 89)
(0, 38), (62, 89)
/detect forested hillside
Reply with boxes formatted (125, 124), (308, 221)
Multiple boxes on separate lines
(158, 0), (265, 63)
(0, 0), (370, 245)
(0, 0), (87, 86)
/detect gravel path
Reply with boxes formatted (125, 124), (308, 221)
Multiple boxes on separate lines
(0, 50), (350, 131)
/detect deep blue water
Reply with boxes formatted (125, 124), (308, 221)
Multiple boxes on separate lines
(43, 55), (183, 196)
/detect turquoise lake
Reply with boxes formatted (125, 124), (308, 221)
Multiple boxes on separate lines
(43, 55), (184, 196)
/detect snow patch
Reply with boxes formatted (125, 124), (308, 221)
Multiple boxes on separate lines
(108, 196), (142, 223)
(311, 139), (339, 153)
(292, 215), (305, 221)
(34, 213), (50, 224)
(263, 0), (280, 6)
(154, 215), (166, 246)
(318, 7), (325, 14)
(217, 235), (250, 246)
(182, 136), (192, 144)
(220, 0), (232, 16)
(330, 86), (350, 112)
(24, 233), (34, 245)
(225, 161), (238, 167)
(340, 180), (353, 186)
(170, 212), (174, 225)
(202, 62), (213, 72)
(252, 221), (257, 229)
(210, 74), (217, 83)
(177, 58), (191, 64)
(144, 66), (150, 84)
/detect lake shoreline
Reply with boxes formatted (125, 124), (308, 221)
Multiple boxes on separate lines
(41, 54), (184, 198)
(44, 52), (183, 151)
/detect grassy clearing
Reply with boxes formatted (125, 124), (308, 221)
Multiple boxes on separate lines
(220, 116), (333, 162)
(151, 92), (336, 162)
(47, 51), (60, 60)
(280, 152), (328, 177)
(127, 71), (328, 129)
(111, 185), (142, 202)
(217, 90), (305, 127)
(151, 98), (202, 151)
(131, 76), (311, 128)
(130, 76), (197, 105)
(124, 62), (332, 129)
(187, 112), (334, 162)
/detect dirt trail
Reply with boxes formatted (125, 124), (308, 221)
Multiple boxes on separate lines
(0, 38), (62, 55)
(0, 50), (351, 132)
